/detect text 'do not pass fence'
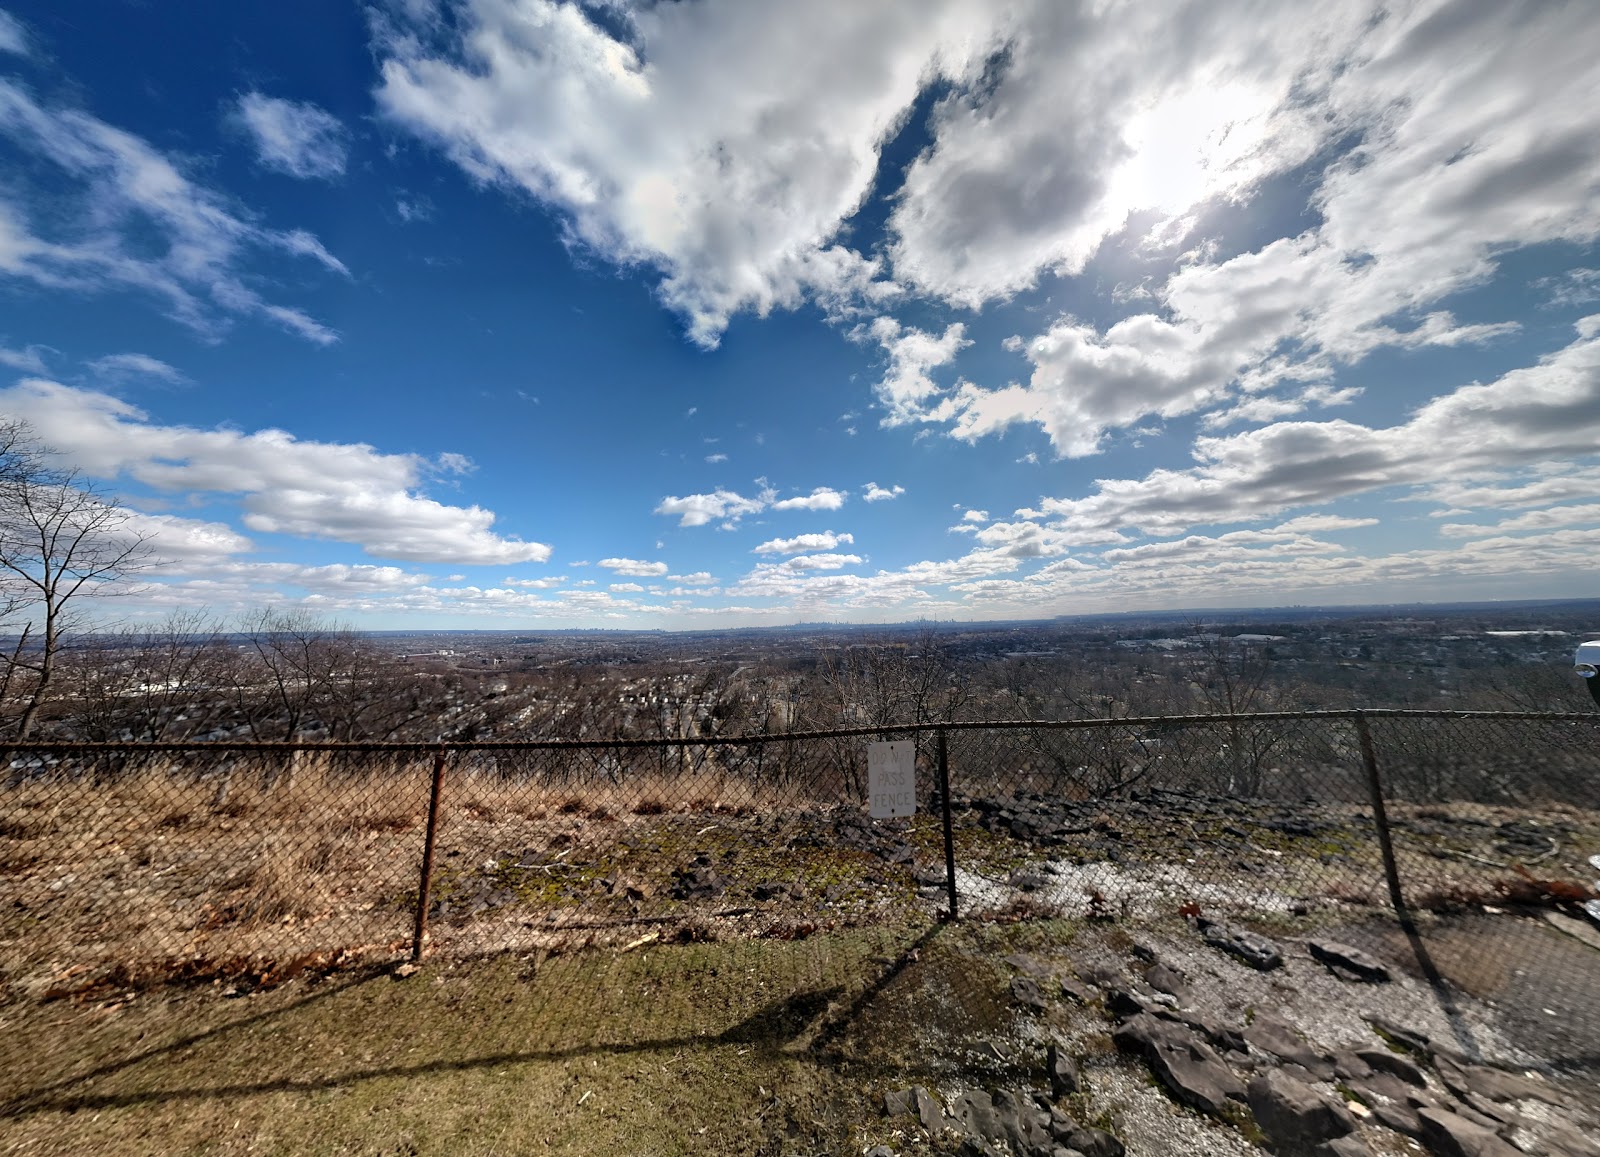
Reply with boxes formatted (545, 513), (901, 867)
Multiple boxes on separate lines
(1, 710), (1597, 997)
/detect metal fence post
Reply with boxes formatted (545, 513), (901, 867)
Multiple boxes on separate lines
(938, 726), (958, 922)
(411, 745), (449, 962)
(1353, 712), (1412, 930)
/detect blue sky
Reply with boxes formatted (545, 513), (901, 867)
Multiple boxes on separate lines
(2, 0), (1598, 629)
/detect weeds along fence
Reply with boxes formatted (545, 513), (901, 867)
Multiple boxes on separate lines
(1, 709), (1597, 997)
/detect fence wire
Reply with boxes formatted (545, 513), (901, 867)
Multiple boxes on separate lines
(2, 710), (1597, 1008)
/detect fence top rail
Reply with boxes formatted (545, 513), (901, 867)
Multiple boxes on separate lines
(1, 708), (1595, 754)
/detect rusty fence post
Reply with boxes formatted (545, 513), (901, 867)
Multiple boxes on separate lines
(411, 745), (449, 963)
(938, 726), (958, 922)
(1354, 712), (1412, 930)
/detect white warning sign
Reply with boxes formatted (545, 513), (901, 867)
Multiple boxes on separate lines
(867, 740), (916, 818)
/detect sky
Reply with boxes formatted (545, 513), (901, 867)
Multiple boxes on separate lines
(1, 0), (1599, 630)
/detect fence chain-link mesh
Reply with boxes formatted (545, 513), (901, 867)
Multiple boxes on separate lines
(3, 711), (1597, 1019)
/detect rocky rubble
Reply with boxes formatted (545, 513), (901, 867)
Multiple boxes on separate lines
(871, 918), (1598, 1157)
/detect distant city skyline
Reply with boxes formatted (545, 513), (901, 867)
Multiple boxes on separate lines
(2, 1), (1598, 629)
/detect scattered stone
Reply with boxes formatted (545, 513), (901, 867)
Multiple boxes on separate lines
(1308, 939), (1392, 983)
(1063, 1125), (1124, 1157)
(1006, 952), (1050, 976)
(1362, 1013), (1430, 1057)
(1198, 917), (1284, 970)
(884, 1087), (915, 1117)
(991, 1087), (1056, 1155)
(1012, 974), (1050, 1011)
(1009, 869), (1051, 892)
(1243, 1016), (1334, 1080)
(865, 1146), (896, 1157)
(1332, 1051), (1373, 1081)
(392, 961), (419, 979)
(1143, 961), (1191, 1005)
(1310, 1137), (1374, 1157)
(1434, 1054), (1564, 1109)
(1348, 1071), (1429, 1139)
(913, 1086), (948, 1133)
(1076, 962), (1123, 989)
(1058, 976), (1093, 1005)
(1247, 1069), (1357, 1151)
(1353, 1047), (1425, 1087)
(1104, 986), (1148, 1020)
(752, 881), (803, 901)
(1113, 1013), (1247, 1117)
(1048, 1042), (1081, 1098)
(1417, 1107), (1523, 1157)
(1544, 909), (1600, 952)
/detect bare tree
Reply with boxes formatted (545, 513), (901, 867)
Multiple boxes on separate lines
(0, 420), (152, 738)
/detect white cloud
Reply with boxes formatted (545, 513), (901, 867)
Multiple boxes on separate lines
(753, 531), (854, 555)
(865, 316), (970, 425)
(705, 452), (728, 463)
(374, 0), (977, 346)
(599, 557), (669, 577)
(119, 512), (254, 564)
(86, 352), (186, 384)
(503, 576), (566, 589)
(0, 379), (552, 565)
(0, 341), (48, 374)
(609, 582), (645, 592)
(1439, 504), (1600, 539)
(232, 93), (349, 180)
(771, 487), (846, 512)
(0, 78), (345, 343)
(1036, 315), (1600, 538)
(0, 9), (26, 56)
(862, 482), (904, 502)
(654, 486), (772, 528)
(666, 571), (716, 585)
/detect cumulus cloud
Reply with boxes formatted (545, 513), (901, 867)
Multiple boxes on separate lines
(599, 557), (669, 577)
(0, 78), (345, 343)
(1036, 315), (1600, 538)
(1439, 504), (1600, 539)
(0, 379), (552, 565)
(771, 487), (846, 512)
(654, 487), (772, 528)
(865, 317), (970, 424)
(753, 531), (854, 555)
(232, 93), (349, 180)
(374, 0), (977, 345)
(862, 482), (904, 502)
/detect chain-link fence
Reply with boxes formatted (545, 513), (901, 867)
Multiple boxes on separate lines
(3, 710), (1597, 1005)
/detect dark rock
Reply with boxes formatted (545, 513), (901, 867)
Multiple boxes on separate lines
(1362, 1013), (1430, 1056)
(1077, 962), (1122, 989)
(1435, 1054), (1564, 1107)
(992, 1087), (1055, 1156)
(952, 1089), (1002, 1144)
(1243, 1017), (1335, 1080)
(1199, 917), (1284, 970)
(1417, 1107), (1523, 1157)
(1048, 1042), (1081, 1098)
(1006, 952), (1050, 976)
(1353, 1048), (1424, 1087)
(1347, 1070), (1431, 1138)
(1143, 962), (1190, 1005)
(1113, 1013), (1247, 1117)
(1104, 985), (1148, 1020)
(913, 1086), (947, 1133)
(1046, 1106), (1078, 1141)
(865, 1147), (896, 1157)
(1010, 869), (1051, 892)
(884, 1087), (915, 1117)
(1332, 1050), (1373, 1081)
(1058, 976), (1093, 1005)
(1062, 1126), (1124, 1157)
(1309, 939), (1392, 983)
(913, 866), (948, 887)
(1247, 1069), (1357, 1150)
(1310, 1137), (1373, 1157)
(883, 843), (914, 865)
(1012, 975), (1050, 1011)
